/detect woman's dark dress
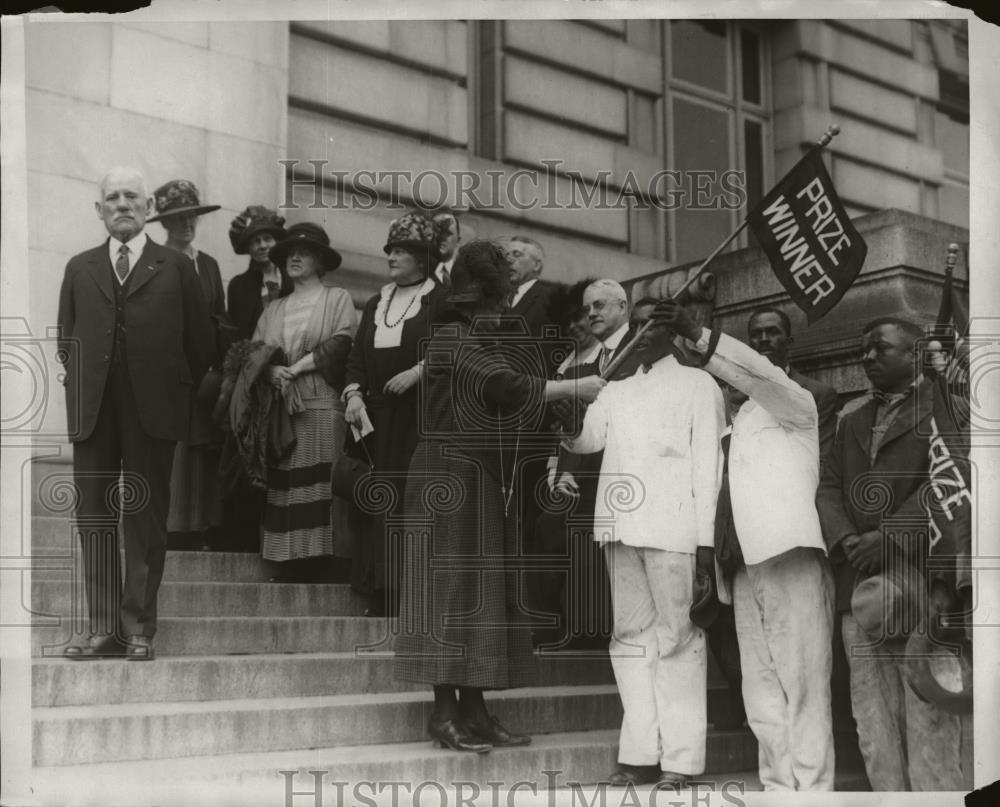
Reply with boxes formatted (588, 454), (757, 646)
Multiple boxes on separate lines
(393, 321), (546, 689)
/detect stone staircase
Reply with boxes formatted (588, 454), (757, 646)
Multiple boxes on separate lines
(25, 456), (871, 806)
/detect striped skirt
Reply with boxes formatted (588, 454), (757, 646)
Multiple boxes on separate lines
(262, 404), (337, 562)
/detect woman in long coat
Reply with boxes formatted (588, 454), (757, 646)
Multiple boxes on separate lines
(343, 212), (445, 616)
(149, 179), (226, 549)
(253, 222), (356, 579)
(393, 240), (605, 753)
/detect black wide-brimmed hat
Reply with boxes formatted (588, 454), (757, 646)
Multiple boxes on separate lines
(229, 205), (287, 255)
(147, 179), (221, 222)
(269, 222), (343, 272)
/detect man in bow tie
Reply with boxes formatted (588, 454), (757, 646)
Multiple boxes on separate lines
(57, 166), (215, 661)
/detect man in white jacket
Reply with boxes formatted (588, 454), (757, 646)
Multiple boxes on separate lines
(653, 299), (835, 791)
(563, 315), (724, 789)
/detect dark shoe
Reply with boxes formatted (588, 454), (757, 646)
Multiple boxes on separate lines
(603, 764), (660, 787)
(64, 634), (125, 660)
(124, 635), (155, 661)
(654, 771), (690, 791)
(427, 715), (492, 754)
(466, 714), (531, 747)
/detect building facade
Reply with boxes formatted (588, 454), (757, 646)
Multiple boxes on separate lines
(22, 15), (969, 426)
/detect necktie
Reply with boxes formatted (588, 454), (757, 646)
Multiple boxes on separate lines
(598, 346), (611, 375)
(437, 266), (451, 287)
(115, 244), (130, 282)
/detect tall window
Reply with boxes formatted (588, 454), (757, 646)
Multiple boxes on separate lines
(666, 20), (770, 264)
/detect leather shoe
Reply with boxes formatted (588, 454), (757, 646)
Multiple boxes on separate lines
(654, 771), (690, 791)
(64, 634), (125, 660)
(124, 635), (155, 661)
(603, 764), (660, 787)
(427, 715), (492, 754)
(466, 714), (531, 747)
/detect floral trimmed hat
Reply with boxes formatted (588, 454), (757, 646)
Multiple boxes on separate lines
(147, 179), (221, 222)
(383, 212), (441, 264)
(229, 205), (287, 255)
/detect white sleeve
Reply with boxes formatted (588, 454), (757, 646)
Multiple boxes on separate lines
(563, 386), (610, 454)
(694, 329), (817, 431)
(691, 375), (725, 548)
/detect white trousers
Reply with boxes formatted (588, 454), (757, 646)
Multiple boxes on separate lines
(841, 612), (964, 791)
(733, 547), (835, 791)
(605, 542), (706, 774)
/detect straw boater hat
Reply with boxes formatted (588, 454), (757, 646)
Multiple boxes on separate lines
(147, 179), (221, 222)
(269, 222), (342, 273)
(229, 205), (287, 255)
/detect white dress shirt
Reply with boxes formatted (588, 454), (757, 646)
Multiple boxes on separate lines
(108, 231), (148, 284)
(565, 354), (724, 553)
(692, 328), (826, 565)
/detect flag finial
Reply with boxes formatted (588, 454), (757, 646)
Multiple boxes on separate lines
(946, 243), (960, 274)
(816, 124), (840, 148)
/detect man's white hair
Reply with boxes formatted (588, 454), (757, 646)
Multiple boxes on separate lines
(98, 166), (148, 199)
(585, 278), (627, 302)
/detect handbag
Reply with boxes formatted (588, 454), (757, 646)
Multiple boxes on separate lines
(331, 436), (374, 502)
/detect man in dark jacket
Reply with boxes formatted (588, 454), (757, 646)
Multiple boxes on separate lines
(816, 316), (964, 791)
(57, 167), (215, 661)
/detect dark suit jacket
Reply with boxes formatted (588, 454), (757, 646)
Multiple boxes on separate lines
(57, 238), (215, 443)
(226, 262), (293, 341)
(510, 279), (558, 339)
(816, 378), (936, 610)
(789, 367), (839, 469)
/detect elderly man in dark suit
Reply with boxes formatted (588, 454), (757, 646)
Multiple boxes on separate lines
(504, 235), (557, 338)
(57, 166), (215, 661)
(816, 316), (964, 791)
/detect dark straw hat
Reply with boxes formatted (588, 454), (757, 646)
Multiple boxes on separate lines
(229, 205), (287, 255)
(147, 179), (220, 222)
(269, 222), (342, 272)
(383, 212), (441, 265)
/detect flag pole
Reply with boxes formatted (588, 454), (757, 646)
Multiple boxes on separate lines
(600, 123), (842, 379)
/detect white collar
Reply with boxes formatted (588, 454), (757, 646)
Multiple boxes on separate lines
(600, 321), (631, 352)
(512, 277), (539, 303)
(108, 231), (147, 262)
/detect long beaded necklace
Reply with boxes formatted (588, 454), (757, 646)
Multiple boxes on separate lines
(383, 281), (422, 328)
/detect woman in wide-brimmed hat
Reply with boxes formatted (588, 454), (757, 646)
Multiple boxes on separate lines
(226, 205), (291, 339)
(149, 179), (227, 549)
(392, 240), (606, 754)
(341, 211), (447, 616)
(252, 222), (356, 581)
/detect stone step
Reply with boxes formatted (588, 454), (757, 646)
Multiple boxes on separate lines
(31, 615), (390, 657)
(30, 728), (760, 806)
(32, 651), (621, 707)
(31, 577), (367, 619)
(35, 685), (631, 767)
(29, 517), (269, 580)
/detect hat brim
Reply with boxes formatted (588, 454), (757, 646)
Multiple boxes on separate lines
(270, 238), (343, 272)
(148, 204), (222, 223)
(233, 223), (286, 255)
(383, 239), (441, 266)
(445, 286), (485, 304)
(904, 632), (973, 714)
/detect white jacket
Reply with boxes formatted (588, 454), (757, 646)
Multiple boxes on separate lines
(695, 329), (827, 565)
(565, 354), (724, 553)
